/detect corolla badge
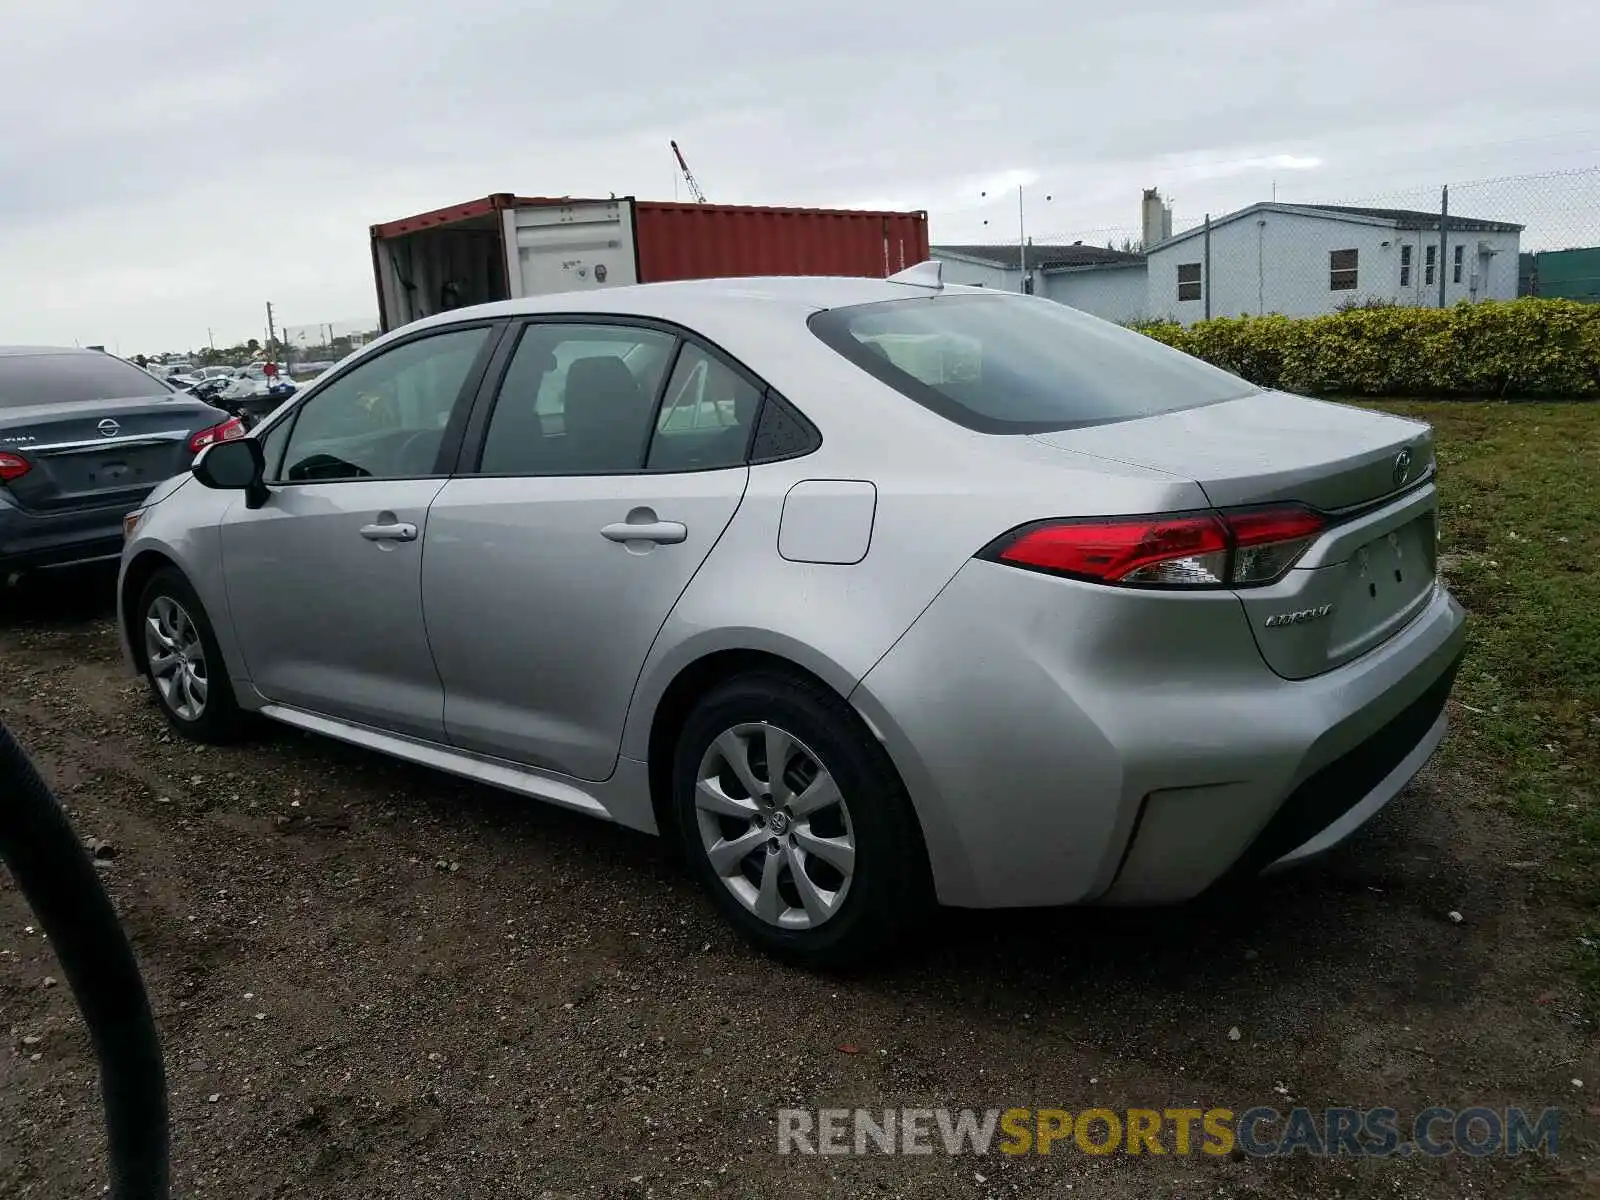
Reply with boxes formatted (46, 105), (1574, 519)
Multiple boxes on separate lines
(1392, 448), (1413, 488)
(1264, 603), (1333, 629)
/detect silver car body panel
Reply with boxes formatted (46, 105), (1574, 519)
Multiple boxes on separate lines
(421, 468), (749, 780)
(851, 562), (1464, 907)
(118, 274), (1465, 911)
(219, 480), (451, 741)
(1031, 391), (1434, 512)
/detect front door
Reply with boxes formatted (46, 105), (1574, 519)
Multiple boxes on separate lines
(221, 323), (497, 740)
(422, 322), (759, 780)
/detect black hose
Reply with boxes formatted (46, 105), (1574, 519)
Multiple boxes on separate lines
(0, 720), (169, 1199)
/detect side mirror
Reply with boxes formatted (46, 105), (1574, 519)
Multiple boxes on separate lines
(192, 438), (268, 508)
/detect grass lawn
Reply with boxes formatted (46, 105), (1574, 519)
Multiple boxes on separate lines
(1369, 400), (1600, 996)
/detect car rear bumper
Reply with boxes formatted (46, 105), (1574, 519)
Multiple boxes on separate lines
(849, 558), (1467, 909)
(0, 494), (137, 572)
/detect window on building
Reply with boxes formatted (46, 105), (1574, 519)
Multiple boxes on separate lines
(1453, 244), (1465, 284)
(1400, 244), (1413, 287)
(1424, 244), (1437, 286)
(1176, 262), (1202, 302)
(1329, 249), (1359, 291)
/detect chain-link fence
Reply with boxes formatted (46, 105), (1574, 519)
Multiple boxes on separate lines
(958, 166), (1600, 326)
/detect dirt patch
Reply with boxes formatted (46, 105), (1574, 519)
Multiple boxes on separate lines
(0, 566), (1594, 1198)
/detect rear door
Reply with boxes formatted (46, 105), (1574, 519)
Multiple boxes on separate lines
(421, 320), (754, 780)
(0, 353), (220, 512)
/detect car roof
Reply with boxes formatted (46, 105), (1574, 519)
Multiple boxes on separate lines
(0, 346), (103, 358)
(417, 274), (993, 330)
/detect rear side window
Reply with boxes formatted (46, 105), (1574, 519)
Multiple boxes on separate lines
(0, 354), (172, 407)
(807, 294), (1257, 434)
(478, 323), (676, 475)
(645, 343), (760, 472)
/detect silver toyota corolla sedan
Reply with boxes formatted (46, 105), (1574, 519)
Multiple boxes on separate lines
(117, 266), (1465, 965)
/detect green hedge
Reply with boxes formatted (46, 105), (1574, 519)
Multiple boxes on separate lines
(1130, 298), (1600, 397)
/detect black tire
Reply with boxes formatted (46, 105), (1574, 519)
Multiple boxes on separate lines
(135, 568), (244, 744)
(672, 670), (932, 969)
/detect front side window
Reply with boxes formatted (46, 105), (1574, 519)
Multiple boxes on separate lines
(809, 293), (1258, 434)
(1177, 262), (1202, 302)
(478, 323), (675, 475)
(1329, 248), (1359, 291)
(274, 326), (490, 482)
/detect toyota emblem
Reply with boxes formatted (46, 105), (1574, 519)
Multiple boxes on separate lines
(98, 418), (120, 437)
(1392, 448), (1412, 488)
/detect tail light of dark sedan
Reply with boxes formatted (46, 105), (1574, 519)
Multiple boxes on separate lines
(978, 506), (1327, 589)
(188, 416), (246, 455)
(0, 451), (30, 484)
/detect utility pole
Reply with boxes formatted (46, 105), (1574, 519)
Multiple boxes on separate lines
(1018, 185), (1028, 293)
(265, 301), (279, 365)
(1437, 185), (1449, 309)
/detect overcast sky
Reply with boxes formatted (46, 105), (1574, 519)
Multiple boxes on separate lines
(4, 0), (1596, 352)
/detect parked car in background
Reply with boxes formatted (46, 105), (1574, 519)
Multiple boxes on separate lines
(118, 270), (1464, 966)
(234, 362), (290, 381)
(1, 347), (242, 578)
(186, 376), (236, 405)
(194, 366), (237, 381)
(216, 373), (296, 426)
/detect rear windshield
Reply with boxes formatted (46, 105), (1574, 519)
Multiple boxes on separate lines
(807, 293), (1257, 433)
(0, 354), (173, 407)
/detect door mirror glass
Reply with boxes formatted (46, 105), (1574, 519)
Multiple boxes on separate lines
(193, 437), (264, 490)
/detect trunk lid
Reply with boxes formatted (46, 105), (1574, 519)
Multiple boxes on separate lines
(1030, 391), (1434, 512)
(1031, 391), (1439, 679)
(0, 396), (219, 513)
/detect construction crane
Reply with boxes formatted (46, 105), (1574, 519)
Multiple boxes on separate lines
(670, 140), (707, 204)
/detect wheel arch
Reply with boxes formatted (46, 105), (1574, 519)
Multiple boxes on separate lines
(120, 549), (181, 671)
(640, 643), (925, 858)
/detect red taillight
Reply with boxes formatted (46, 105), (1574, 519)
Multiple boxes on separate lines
(1226, 507), (1327, 584)
(0, 451), (30, 483)
(188, 415), (245, 454)
(984, 505), (1326, 589)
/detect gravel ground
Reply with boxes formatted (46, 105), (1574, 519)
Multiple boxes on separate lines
(0, 566), (1594, 1198)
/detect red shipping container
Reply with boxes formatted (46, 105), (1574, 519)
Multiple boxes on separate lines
(371, 194), (929, 331)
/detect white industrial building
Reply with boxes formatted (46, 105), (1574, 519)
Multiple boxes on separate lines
(1144, 204), (1523, 324)
(934, 191), (1523, 327)
(929, 243), (1150, 324)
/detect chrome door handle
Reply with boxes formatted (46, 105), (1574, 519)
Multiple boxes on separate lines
(359, 522), (418, 542)
(601, 520), (687, 545)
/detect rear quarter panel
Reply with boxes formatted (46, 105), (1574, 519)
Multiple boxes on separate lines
(617, 390), (1207, 763)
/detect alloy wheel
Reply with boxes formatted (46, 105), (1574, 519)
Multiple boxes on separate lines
(145, 595), (208, 722)
(694, 721), (856, 929)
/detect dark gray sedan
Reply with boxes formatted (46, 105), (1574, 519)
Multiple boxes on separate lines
(0, 347), (241, 578)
